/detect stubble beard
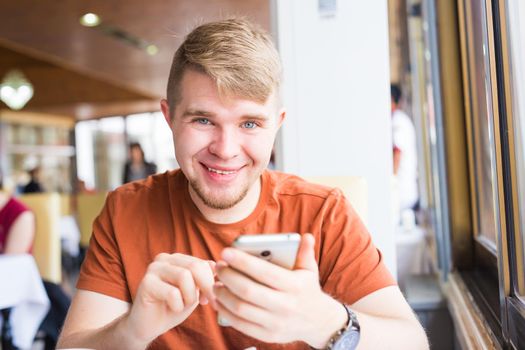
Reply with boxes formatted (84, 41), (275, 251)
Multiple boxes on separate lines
(189, 178), (250, 210)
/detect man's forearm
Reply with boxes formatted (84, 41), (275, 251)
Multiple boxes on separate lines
(354, 310), (429, 350)
(57, 312), (150, 350)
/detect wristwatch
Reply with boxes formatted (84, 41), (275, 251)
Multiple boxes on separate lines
(326, 304), (360, 350)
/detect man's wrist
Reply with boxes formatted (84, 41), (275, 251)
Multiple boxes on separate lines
(325, 305), (360, 350)
(307, 295), (348, 349)
(119, 311), (154, 348)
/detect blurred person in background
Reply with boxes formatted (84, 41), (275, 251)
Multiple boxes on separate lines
(1, 169), (70, 350)
(23, 166), (44, 194)
(0, 169), (35, 349)
(0, 170), (35, 254)
(122, 142), (157, 184)
(391, 84), (419, 217)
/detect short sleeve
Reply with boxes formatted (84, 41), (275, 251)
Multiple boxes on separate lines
(317, 190), (396, 305)
(76, 191), (132, 302)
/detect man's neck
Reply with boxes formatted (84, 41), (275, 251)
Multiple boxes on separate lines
(188, 178), (262, 224)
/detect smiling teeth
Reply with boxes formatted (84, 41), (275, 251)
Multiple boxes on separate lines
(207, 167), (235, 175)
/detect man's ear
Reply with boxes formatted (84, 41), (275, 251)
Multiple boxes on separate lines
(276, 108), (286, 129)
(160, 99), (172, 126)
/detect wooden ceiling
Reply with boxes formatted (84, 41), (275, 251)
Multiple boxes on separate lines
(0, 0), (270, 120)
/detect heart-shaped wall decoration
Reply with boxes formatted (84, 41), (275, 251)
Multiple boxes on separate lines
(0, 70), (34, 110)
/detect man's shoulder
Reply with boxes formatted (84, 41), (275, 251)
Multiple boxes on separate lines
(266, 170), (341, 201)
(111, 170), (181, 200)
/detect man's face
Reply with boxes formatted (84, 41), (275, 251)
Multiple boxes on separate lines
(161, 69), (284, 210)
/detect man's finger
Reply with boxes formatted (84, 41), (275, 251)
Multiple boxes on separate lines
(293, 233), (318, 272)
(141, 274), (185, 313)
(165, 285), (186, 313)
(163, 265), (200, 306)
(215, 264), (287, 311)
(157, 253), (216, 302)
(215, 298), (274, 342)
(213, 283), (274, 327)
(220, 248), (294, 290)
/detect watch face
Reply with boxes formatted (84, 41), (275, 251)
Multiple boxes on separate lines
(333, 329), (360, 350)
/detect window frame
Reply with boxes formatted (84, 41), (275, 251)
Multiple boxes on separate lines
(497, 0), (525, 346)
(408, 0), (525, 347)
(456, 0), (512, 345)
(455, 0), (525, 346)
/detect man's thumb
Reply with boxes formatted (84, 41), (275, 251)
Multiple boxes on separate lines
(294, 233), (318, 272)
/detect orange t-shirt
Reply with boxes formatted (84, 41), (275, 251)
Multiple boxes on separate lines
(78, 170), (395, 349)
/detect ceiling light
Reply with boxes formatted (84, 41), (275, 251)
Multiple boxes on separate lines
(80, 13), (101, 27)
(146, 44), (159, 56)
(0, 70), (34, 110)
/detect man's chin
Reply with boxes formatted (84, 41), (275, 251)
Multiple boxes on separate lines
(198, 192), (247, 210)
(189, 181), (248, 210)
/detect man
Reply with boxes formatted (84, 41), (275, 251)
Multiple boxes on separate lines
(391, 84), (419, 213)
(58, 19), (428, 349)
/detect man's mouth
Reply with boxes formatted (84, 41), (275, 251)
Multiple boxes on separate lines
(200, 162), (243, 176)
(206, 167), (236, 175)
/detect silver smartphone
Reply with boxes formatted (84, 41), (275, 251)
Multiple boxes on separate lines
(218, 233), (301, 327)
(232, 233), (301, 270)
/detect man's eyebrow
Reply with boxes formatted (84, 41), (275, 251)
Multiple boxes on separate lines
(240, 114), (270, 122)
(181, 109), (216, 119)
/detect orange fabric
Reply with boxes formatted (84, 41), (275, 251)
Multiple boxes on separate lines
(78, 170), (395, 349)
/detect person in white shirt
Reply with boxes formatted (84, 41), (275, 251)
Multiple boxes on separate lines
(391, 84), (419, 212)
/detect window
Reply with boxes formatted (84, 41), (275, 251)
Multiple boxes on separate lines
(405, 0), (525, 347)
(456, 0), (525, 346)
(126, 112), (177, 173)
(463, 0), (500, 252)
(76, 116), (126, 191)
(75, 112), (177, 191)
(458, 0), (506, 342)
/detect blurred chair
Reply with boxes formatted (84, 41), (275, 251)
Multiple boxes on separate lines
(18, 192), (62, 284)
(76, 192), (107, 248)
(59, 193), (72, 217)
(305, 176), (368, 225)
(57, 192), (80, 279)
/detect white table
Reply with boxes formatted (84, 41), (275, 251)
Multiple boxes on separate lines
(0, 254), (50, 349)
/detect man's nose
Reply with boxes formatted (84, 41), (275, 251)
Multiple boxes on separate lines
(208, 128), (240, 160)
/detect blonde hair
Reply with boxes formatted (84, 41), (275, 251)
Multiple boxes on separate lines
(166, 18), (282, 115)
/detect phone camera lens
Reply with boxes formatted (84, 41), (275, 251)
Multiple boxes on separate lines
(260, 250), (271, 257)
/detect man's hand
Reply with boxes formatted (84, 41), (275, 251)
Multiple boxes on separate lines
(125, 253), (216, 345)
(214, 234), (347, 348)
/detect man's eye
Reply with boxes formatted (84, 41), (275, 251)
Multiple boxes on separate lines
(195, 118), (211, 125)
(242, 121), (257, 129)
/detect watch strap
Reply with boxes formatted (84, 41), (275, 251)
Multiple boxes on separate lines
(325, 304), (360, 350)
